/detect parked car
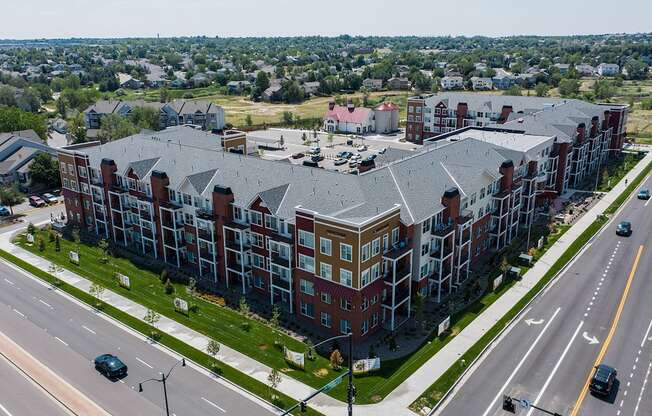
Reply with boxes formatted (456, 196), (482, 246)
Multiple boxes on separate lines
(616, 221), (632, 236)
(356, 145), (367, 152)
(29, 196), (46, 207)
(350, 154), (362, 161)
(334, 158), (348, 166)
(291, 152), (305, 159)
(311, 155), (324, 162)
(0, 206), (10, 216)
(637, 188), (650, 199)
(94, 354), (128, 378)
(367, 154), (377, 160)
(337, 151), (353, 159)
(41, 193), (58, 204)
(378, 147), (387, 154)
(589, 364), (617, 396)
(302, 160), (319, 168)
(348, 160), (359, 168)
(308, 146), (321, 155)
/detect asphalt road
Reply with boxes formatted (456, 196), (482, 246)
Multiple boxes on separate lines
(0, 258), (278, 416)
(438, 174), (652, 416)
(0, 353), (71, 416)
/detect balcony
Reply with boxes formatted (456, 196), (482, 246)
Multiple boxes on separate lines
(197, 227), (214, 241)
(429, 266), (452, 282)
(383, 240), (412, 260)
(430, 242), (453, 260)
(199, 246), (215, 259)
(432, 222), (455, 237)
(109, 184), (128, 194)
(196, 208), (214, 221)
(270, 252), (290, 268)
(271, 273), (291, 291)
(225, 238), (251, 252)
(224, 221), (250, 232)
(382, 287), (410, 308)
(139, 210), (153, 222)
(383, 266), (411, 284)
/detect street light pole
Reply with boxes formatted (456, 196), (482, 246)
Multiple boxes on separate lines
(138, 358), (185, 416)
(347, 332), (353, 416)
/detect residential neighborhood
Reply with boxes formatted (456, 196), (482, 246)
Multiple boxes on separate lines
(0, 2), (652, 416)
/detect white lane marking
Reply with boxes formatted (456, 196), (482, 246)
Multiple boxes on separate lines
(118, 379), (125, 384)
(633, 359), (652, 416)
(0, 403), (14, 416)
(82, 325), (96, 335)
(645, 198), (651, 207)
(3, 278), (14, 285)
(12, 309), (24, 317)
(135, 357), (153, 369)
(582, 331), (599, 345)
(55, 336), (68, 346)
(526, 321), (584, 416)
(524, 319), (544, 326)
(38, 299), (52, 308)
(201, 397), (226, 413)
(641, 319), (652, 348)
(481, 307), (562, 416)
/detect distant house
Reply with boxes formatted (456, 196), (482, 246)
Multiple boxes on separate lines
(227, 80), (251, 94)
(83, 99), (225, 132)
(516, 73), (537, 88)
(474, 62), (488, 71)
(323, 102), (375, 134)
(387, 77), (411, 90)
(440, 76), (464, 90)
(261, 84), (284, 102)
(575, 64), (595, 76)
(597, 63), (620, 76)
(190, 73), (210, 88)
(301, 81), (320, 96)
(146, 72), (167, 88)
(554, 63), (571, 75)
(0, 130), (57, 190)
(118, 73), (143, 89)
(50, 118), (68, 134)
(470, 77), (493, 91)
(491, 69), (517, 90)
(362, 78), (383, 91)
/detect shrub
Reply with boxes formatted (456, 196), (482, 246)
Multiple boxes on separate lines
(164, 278), (175, 295)
(27, 222), (36, 234)
(36, 236), (46, 251)
(160, 269), (169, 284)
(54, 234), (61, 252)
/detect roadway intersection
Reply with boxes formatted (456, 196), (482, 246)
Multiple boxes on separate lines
(438, 175), (652, 416)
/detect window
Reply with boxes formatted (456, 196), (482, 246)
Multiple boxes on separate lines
(340, 319), (351, 335)
(298, 230), (314, 249)
(371, 263), (380, 281)
(300, 301), (315, 318)
(422, 218), (431, 234)
(67, 163), (74, 175)
(77, 166), (87, 177)
(320, 263), (332, 280)
(421, 243), (429, 256)
(249, 211), (263, 226)
(182, 193), (192, 205)
(361, 320), (369, 335)
(361, 268), (370, 287)
(320, 238), (332, 256)
(372, 313), (379, 327)
(321, 292), (332, 304)
(185, 232), (194, 245)
(321, 312), (332, 328)
(233, 206), (244, 222)
(371, 294), (378, 305)
(340, 298), (352, 311)
(252, 253), (266, 269)
(264, 214), (278, 231)
(360, 242), (370, 262)
(245, 233), (261, 249)
(372, 238), (380, 256)
(81, 183), (90, 194)
(383, 234), (389, 252)
(391, 227), (399, 245)
(361, 297), (369, 311)
(340, 269), (352, 287)
(340, 243), (353, 262)
(254, 275), (264, 289)
(420, 263), (429, 278)
(298, 254), (315, 273)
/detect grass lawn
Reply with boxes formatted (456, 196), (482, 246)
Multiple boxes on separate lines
(0, 248), (323, 416)
(595, 153), (640, 192)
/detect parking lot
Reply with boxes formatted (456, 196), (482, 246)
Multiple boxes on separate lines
(246, 128), (420, 172)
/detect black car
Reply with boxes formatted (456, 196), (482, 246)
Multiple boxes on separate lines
(310, 155), (324, 162)
(589, 364), (617, 396)
(94, 354), (128, 378)
(616, 221), (632, 236)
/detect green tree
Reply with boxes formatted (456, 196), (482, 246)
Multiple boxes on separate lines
(593, 80), (616, 100)
(558, 79), (580, 97)
(206, 339), (221, 357)
(56, 98), (67, 118)
(0, 107), (46, 139)
(535, 83), (550, 97)
(282, 81), (304, 104)
(0, 185), (25, 215)
(623, 59), (649, 80)
(143, 308), (161, 339)
(504, 85), (522, 96)
(159, 87), (170, 103)
(89, 282), (105, 307)
(54, 233), (61, 252)
(28, 153), (61, 188)
(98, 114), (138, 142)
(281, 111), (294, 125)
(412, 292), (425, 330)
(267, 368), (282, 400)
(245, 114), (253, 127)
(0, 85), (17, 107)
(128, 106), (161, 131)
(255, 71), (270, 92)
(239, 296), (250, 316)
(68, 113), (87, 143)
(17, 88), (42, 113)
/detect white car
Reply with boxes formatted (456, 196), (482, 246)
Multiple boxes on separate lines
(350, 153), (362, 161)
(356, 145), (367, 152)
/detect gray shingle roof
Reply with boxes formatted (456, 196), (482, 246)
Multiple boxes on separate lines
(127, 157), (160, 179)
(187, 169), (217, 194)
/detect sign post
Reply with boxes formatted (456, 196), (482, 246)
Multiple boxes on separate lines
(173, 298), (189, 315)
(437, 316), (451, 336)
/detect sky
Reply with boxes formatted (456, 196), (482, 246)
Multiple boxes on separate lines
(3, 0), (651, 39)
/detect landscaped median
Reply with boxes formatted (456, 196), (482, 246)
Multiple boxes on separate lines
(0, 248), (324, 416)
(410, 157), (652, 414)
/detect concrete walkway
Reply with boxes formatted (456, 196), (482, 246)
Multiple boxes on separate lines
(0, 152), (650, 416)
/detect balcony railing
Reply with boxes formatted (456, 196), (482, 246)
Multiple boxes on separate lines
(383, 239), (412, 260)
(270, 252), (290, 268)
(225, 238), (251, 252)
(383, 266), (411, 284)
(271, 273), (291, 291)
(197, 227), (214, 241)
(382, 288), (410, 308)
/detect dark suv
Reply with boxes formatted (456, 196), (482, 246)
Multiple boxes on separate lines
(590, 364), (617, 396)
(616, 221), (632, 236)
(94, 354), (128, 378)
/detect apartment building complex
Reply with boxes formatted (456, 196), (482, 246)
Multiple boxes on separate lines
(59, 124), (558, 342)
(84, 99), (225, 132)
(405, 92), (628, 193)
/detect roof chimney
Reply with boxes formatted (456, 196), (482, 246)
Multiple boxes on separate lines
(347, 101), (355, 112)
(328, 101), (335, 111)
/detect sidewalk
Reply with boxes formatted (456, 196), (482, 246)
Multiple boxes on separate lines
(0, 152), (650, 416)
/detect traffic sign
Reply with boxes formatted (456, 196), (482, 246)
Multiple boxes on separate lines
(519, 399), (531, 409)
(322, 373), (346, 392)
